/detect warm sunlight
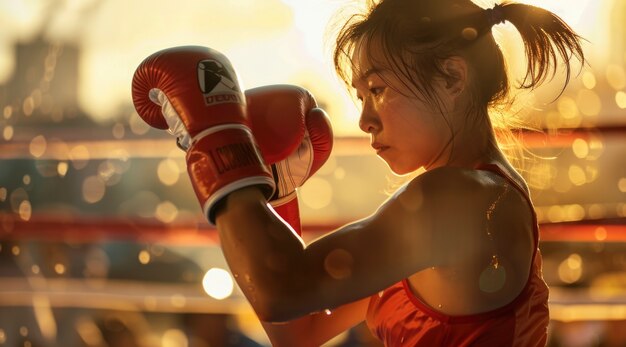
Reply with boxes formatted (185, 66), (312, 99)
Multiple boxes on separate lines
(0, 1), (625, 346)
(0, 0), (610, 135)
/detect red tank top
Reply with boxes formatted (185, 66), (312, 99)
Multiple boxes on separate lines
(365, 163), (550, 346)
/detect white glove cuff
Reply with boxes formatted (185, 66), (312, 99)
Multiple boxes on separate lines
(272, 130), (314, 200)
(270, 191), (297, 208)
(149, 88), (192, 150)
(203, 175), (276, 226)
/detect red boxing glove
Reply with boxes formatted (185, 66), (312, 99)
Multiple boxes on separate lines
(131, 46), (275, 224)
(246, 85), (333, 235)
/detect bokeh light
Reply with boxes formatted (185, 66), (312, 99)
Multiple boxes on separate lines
(300, 177), (333, 209)
(82, 176), (105, 204)
(618, 178), (626, 193)
(547, 205), (566, 223)
(2, 106), (11, 119)
(2, 125), (13, 140)
(564, 204), (586, 222)
(557, 96), (582, 128)
(54, 263), (66, 275)
(57, 161), (68, 177)
(576, 89), (602, 117)
(29, 135), (47, 158)
(594, 227), (607, 241)
(129, 113), (150, 135)
(606, 64), (626, 90)
(112, 123), (125, 139)
(568, 165), (587, 186)
(162, 329), (188, 347)
(138, 250), (151, 265)
(558, 253), (583, 284)
(571, 138), (589, 158)
(582, 71), (596, 89)
(18, 200), (32, 221)
(98, 160), (122, 186)
(170, 294), (186, 308)
(157, 159), (180, 186)
(155, 201), (178, 223)
(616, 91), (626, 109)
(202, 268), (234, 300)
(588, 204), (606, 220)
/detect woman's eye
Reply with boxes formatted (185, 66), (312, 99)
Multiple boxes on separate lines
(369, 87), (384, 96)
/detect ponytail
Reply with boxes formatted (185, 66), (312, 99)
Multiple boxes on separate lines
(497, 3), (586, 93)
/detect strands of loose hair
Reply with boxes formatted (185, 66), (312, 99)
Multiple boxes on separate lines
(330, 0), (586, 175)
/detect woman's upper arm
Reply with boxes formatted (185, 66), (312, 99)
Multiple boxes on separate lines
(286, 167), (488, 316)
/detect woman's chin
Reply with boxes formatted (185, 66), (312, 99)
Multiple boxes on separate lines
(385, 161), (420, 176)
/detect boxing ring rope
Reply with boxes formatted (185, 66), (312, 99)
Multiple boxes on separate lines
(0, 125), (624, 160)
(0, 127), (624, 323)
(0, 212), (624, 244)
(0, 276), (250, 314)
(1, 212), (625, 322)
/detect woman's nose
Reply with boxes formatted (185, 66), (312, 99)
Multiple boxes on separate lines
(358, 105), (379, 134)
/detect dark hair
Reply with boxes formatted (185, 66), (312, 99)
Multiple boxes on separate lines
(332, 0), (585, 170)
(333, 0), (585, 109)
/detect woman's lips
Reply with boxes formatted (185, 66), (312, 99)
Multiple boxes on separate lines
(371, 142), (389, 154)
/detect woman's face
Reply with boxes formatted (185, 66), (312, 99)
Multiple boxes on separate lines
(351, 41), (455, 175)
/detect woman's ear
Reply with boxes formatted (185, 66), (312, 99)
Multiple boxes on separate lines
(441, 56), (468, 98)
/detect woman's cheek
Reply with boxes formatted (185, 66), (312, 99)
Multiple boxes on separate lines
(378, 92), (402, 114)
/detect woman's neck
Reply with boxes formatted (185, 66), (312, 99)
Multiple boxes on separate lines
(425, 107), (504, 170)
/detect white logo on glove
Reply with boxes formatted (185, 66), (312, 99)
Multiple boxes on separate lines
(197, 59), (244, 106)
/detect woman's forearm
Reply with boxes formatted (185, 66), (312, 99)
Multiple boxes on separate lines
(215, 186), (309, 321)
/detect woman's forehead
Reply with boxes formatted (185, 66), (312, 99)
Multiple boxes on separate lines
(350, 38), (388, 83)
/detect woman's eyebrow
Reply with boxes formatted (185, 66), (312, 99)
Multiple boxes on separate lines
(351, 67), (383, 88)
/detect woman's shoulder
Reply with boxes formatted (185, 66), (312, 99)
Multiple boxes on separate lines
(406, 165), (508, 198)
(394, 165), (532, 222)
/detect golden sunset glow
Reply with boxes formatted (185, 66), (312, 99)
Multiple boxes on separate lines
(0, 0), (610, 136)
(0, 1), (624, 346)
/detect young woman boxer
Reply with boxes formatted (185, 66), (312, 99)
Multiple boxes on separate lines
(133, 1), (585, 345)
(219, 1), (584, 345)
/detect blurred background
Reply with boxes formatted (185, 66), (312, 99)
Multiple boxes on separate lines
(0, 0), (624, 346)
